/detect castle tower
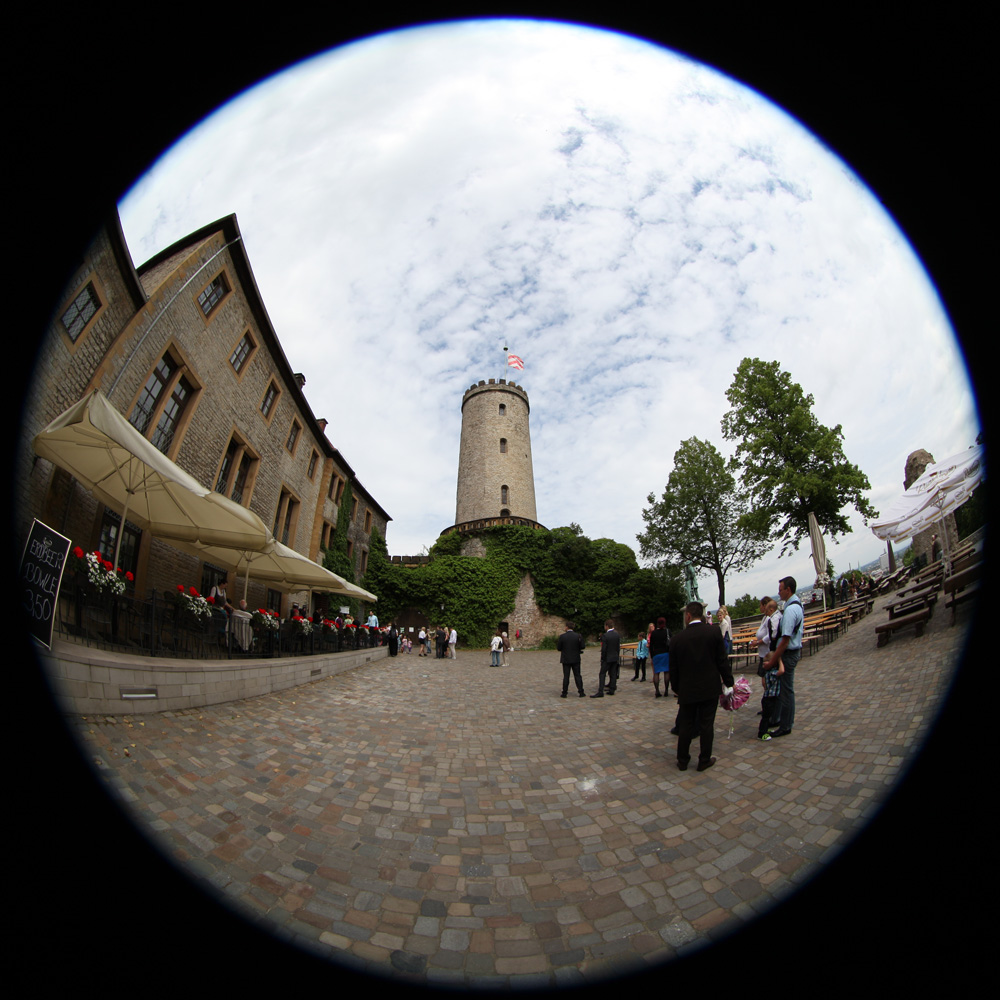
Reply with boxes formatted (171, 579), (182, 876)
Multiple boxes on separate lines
(452, 379), (541, 531)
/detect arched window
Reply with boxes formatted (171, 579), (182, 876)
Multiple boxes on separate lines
(501, 485), (509, 505)
(500, 438), (507, 454)
(499, 403), (506, 416)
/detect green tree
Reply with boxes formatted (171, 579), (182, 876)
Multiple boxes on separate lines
(638, 436), (767, 606)
(617, 564), (686, 634)
(729, 593), (762, 619)
(360, 527), (404, 622)
(377, 523), (684, 646)
(721, 358), (878, 557)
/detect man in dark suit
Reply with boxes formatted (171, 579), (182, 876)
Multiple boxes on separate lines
(556, 622), (586, 698)
(669, 602), (735, 771)
(592, 619), (621, 697)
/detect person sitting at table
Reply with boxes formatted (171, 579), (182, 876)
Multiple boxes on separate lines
(230, 598), (253, 651)
(210, 575), (234, 613)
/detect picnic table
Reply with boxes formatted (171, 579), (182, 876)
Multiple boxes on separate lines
(887, 591), (938, 620)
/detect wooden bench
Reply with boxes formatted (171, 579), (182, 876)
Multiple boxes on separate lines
(876, 608), (931, 646)
(896, 578), (940, 600)
(943, 564), (982, 624)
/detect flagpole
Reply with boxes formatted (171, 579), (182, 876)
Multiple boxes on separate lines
(502, 345), (507, 382)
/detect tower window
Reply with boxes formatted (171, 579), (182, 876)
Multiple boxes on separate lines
(501, 485), (508, 505)
(499, 403), (506, 416)
(500, 438), (507, 454)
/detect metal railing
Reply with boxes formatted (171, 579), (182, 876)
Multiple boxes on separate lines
(53, 582), (385, 660)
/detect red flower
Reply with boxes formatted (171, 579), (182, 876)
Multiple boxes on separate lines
(189, 587), (199, 596)
(177, 584), (185, 592)
(73, 546), (84, 559)
(206, 595), (215, 604)
(102, 560), (113, 571)
(125, 572), (134, 582)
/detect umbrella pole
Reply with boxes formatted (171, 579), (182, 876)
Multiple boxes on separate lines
(113, 492), (131, 571)
(942, 518), (953, 579)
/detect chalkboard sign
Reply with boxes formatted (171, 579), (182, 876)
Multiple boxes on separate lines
(20, 519), (72, 649)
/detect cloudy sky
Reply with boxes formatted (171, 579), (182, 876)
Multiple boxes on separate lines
(117, 18), (979, 605)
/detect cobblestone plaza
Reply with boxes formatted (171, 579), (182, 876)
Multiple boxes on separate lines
(29, 588), (979, 993)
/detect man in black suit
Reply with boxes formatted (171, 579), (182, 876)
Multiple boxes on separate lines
(592, 619), (621, 697)
(556, 622), (586, 698)
(669, 602), (735, 772)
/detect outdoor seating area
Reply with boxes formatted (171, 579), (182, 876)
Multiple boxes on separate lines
(727, 600), (870, 672)
(55, 582), (384, 660)
(874, 538), (983, 645)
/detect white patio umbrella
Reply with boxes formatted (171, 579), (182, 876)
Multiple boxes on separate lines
(871, 444), (985, 542)
(32, 389), (269, 569)
(871, 444), (985, 572)
(808, 512), (828, 611)
(167, 533), (376, 603)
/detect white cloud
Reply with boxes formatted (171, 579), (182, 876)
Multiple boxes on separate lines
(117, 19), (979, 604)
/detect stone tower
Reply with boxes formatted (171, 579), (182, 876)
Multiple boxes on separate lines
(450, 378), (542, 532)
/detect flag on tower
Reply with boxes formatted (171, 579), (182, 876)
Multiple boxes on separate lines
(507, 354), (524, 371)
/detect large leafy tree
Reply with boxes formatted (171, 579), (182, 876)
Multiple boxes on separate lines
(638, 436), (766, 605)
(721, 358), (878, 556)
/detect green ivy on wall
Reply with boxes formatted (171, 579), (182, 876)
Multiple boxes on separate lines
(319, 479), (360, 617)
(360, 522), (686, 646)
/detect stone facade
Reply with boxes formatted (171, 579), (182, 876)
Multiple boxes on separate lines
(453, 379), (539, 527)
(508, 574), (575, 647)
(18, 212), (390, 615)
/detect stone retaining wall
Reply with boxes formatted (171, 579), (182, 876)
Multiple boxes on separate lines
(38, 639), (387, 715)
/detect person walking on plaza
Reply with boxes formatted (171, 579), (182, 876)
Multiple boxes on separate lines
(669, 602), (734, 772)
(632, 632), (648, 681)
(557, 622), (586, 697)
(490, 629), (503, 666)
(418, 627), (427, 656)
(762, 576), (804, 737)
(448, 626), (458, 659)
(500, 631), (510, 666)
(592, 620), (621, 697)
(649, 617), (671, 699)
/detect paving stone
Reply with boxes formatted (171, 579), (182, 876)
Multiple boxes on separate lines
(66, 599), (967, 989)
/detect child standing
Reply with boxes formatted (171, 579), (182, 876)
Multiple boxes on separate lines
(757, 656), (785, 741)
(633, 633), (648, 681)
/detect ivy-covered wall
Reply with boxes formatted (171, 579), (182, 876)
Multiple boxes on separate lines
(362, 523), (686, 647)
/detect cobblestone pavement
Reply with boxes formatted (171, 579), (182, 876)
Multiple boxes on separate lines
(64, 594), (973, 990)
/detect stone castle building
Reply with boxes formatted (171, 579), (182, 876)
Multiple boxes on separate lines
(431, 378), (565, 645)
(442, 378), (545, 537)
(17, 211), (390, 615)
